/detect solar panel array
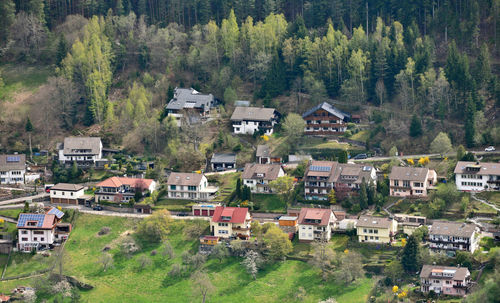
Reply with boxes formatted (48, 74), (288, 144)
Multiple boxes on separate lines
(6, 156), (20, 162)
(310, 165), (331, 172)
(47, 208), (64, 219)
(17, 214), (45, 228)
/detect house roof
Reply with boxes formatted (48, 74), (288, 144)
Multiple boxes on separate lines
(334, 163), (374, 184)
(211, 153), (236, 164)
(50, 183), (84, 191)
(256, 145), (271, 158)
(230, 106), (277, 121)
(167, 172), (204, 186)
(17, 213), (57, 229)
(234, 100), (250, 107)
(420, 265), (470, 280)
(165, 88), (214, 111)
(241, 163), (283, 181)
(302, 102), (350, 120)
(430, 221), (477, 238)
(356, 215), (394, 229)
(389, 166), (430, 182)
(298, 208), (333, 226)
(304, 161), (338, 181)
(454, 161), (500, 175)
(60, 137), (101, 155)
(279, 216), (298, 221)
(47, 207), (65, 219)
(211, 206), (249, 223)
(96, 177), (154, 190)
(0, 154), (26, 171)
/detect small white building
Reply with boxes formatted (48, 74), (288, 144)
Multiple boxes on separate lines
(241, 163), (285, 193)
(454, 161), (500, 192)
(230, 107), (280, 135)
(298, 208), (336, 242)
(167, 172), (218, 200)
(57, 137), (103, 168)
(50, 183), (85, 205)
(17, 208), (68, 252)
(0, 154), (26, 185)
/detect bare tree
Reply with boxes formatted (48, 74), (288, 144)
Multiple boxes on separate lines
(211, 244), (229, 263)
(98, 253), (114, 272)
(137, 255), (153, 271)
(241, 250), (263, 279)
(309, 241), (336, 281)
(191, 270), (215, 303)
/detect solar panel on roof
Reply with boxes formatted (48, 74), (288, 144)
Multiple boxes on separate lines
(310, 165), (331, 172)
(17, 214), (45, 228)
(47, 208), (64, 219)
(6, 156), (20, 162)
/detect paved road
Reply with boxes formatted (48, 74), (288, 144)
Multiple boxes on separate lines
(205, 169), (237, 176)
(471, 193), (500, 213)
(0, 193), (48, 206)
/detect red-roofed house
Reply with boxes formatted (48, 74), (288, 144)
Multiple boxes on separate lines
(95, 177), (156, 203)
(298, 208), (336, 242)
(210, 206), (251, 239)
(17, 208), (69, 252)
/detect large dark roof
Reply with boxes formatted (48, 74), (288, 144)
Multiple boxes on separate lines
(230, 107), (277, 121)
(211, 153), (236, 164)
(0, 154), (26, 171)
(302, 102), (350, 120)
(60, 137), (102, 155)
(165, 88), (214, 110)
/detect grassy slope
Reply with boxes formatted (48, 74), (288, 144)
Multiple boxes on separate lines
(0, 63), (52, 101)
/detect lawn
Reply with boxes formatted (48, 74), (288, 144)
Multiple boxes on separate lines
(154, 199), (195, 212)
(350, 130), (370, 142)
(209, 172), (240, 203)
(476, 191), (500, 209)
(0, 63), (52, 101)
(0, 209), (22, 219)
(251, 194), (286, 213)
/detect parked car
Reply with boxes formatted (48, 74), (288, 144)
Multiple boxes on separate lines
(177, 212), (189, 217)
(485, 146), (496, 152)
(353, 153), (368, 160)
(93, 205), (103, 211)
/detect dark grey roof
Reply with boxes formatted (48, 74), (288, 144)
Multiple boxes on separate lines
(0, 154), (26, 171)
(454, 161), (500, 175)
(230, 107), (277, 121)
(302, 102), (350, 120)
(256, 145), (271, 158)
(211, 153), (236, 164)
(241, 163), (283, 181)
(60, 137), (102, 155)
(389, 166), (429, 182)
(430, 221), (477, 238)
(166, 88), (214, 111)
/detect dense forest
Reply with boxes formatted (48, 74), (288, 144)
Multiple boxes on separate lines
(0, 0), (499, 166)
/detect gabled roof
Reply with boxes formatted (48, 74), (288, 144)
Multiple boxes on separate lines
(96, 177), (154, 190)
(17, 213), (57, 229)
(420, 265), (470, 280)
(60, 137), (102, 155)
(50, 183), (84, 191)
(47, 207), (65, 219)
(454, 161), (500, 175)
(241, 163), (283, 181)
(256, 145), (271, 158)
(430, 221), (477, 238)
(302, 102), (350, 120)
(165, 88), (214, 110)
(167, 172), (204, 186)
(298, 208), (333, 226)
(334, 163), (374, 184)
(211, 206), (249, 223)
(230, 107), (277, 121)
(0, 154), (26, 171)
(356, 215), (393, 229)
(304, 161), (337, 182)
(389, 166), (430, 182)
(211, 153), (236, 164)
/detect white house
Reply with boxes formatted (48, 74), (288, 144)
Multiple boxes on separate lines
(167, 172), (218, 200)
(210, 206), (251, 239)
(0, 154), (26, 185)
(429, 221), (480, 254)
(454, 161), (500, 192)
(298, 208), (336, 242)
(50, 183), (85, 205)
(241, 163), (285, 193)
(57, 137), (103, 168)
(95, 177), (157, 203)
(17, 208), (68, 252)
(230, 107), (280, 135)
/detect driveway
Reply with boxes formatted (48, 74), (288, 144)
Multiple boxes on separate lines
(0, 193), (48, 206)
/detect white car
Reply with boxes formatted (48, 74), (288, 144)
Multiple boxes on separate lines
(485, 146), (496, 152)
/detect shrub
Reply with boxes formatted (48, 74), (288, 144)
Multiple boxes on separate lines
(98, 226), (111, 236)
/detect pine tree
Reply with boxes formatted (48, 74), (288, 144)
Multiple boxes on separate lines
(71, 161), (79, 180)
(409, 114), (422, 137)
(359, 180), (368, 209)
(465, 96), (476, 148)
(401, 235), (419, 273)
(115, 0), (124, 15)
(25, 117), (33, 161)
(260, 52), (287, 98)
(56, 34), (68, 67)
(473, 44), (491, 89)
(339, 150), (348, 163)
(27, 0), (45, 23)
(235, 179), (242, 199)
(0, 0), (15, 46)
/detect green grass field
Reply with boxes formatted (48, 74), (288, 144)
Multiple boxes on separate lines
(251, 194), (286, 213)
(0, 209), (22, 219)
(154, 199), (195, 212)
(476, 192), (500, 209)
(0, 63), (52, 101)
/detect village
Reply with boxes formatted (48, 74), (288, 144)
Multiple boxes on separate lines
(0, 88), (499, 302)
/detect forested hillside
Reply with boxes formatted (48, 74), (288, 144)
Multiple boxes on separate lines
(0, 0), (499, 168)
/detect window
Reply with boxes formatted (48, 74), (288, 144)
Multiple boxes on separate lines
(188, 186), (197, 191)
(71, 192), (73, 196)
(403, 180), (410, 187)
(363, 229), (367, 233)
(375, 237), (379, 240)
(170, 185), (176, 190)
(34, 231), (43, 235)
(22, 230), (28, 234)
(370, 236), (373, 240)
(218, 230), (228, 234)
(374, 229), (378, 234)
(218, 223), (228, 227)
(34, 237), (37, 241)
(62, 192), (65, 196)
(394, 180), (399, 186)
(22, 237), (28, 241)
(41, 237), (44, 241)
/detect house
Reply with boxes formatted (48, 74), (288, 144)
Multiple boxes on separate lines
(165, 87), (215, 125)
(394, 214), (426, 235)
(302, 102), (350, 135)
(167, 172), (218, 200)
(356, 215), (397, 244)
(49, 183), (85, 205)
(210, 206), (251, 239)
(420, 265), (471, 297)
(351, 114), (361, 123)
(454, 161), (500, 192)
(211, 153), (236, 171)
(256, 145), (281, 164)
(199, 235), (220, 254)
(241, 163), (285, 193)
(95, 177), (156, 203)
(304, 161), (376, 201)
(192, 202), (221, 217)
(17, 208), (69, 252)
(298, 208), (336, 242)
(429, 221), (480, 254)
(335, 219), (357, 232)
(0, 154), (25, 185)
(134, 204), (152, 214)
(278, 216), (298, 235)
(389, 166), (437, 197)
(57, 137), (105, 168)
(230, 106), (280, 135)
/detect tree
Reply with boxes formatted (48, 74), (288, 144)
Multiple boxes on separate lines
(282, 113), (306, 147)
(389, 146), (398, 157)
(269, 176), (295, 207)
(191, 270), (215, 303)
(235, 178), (242, 199)
(333, 251), (364, 284)
(136, 209), (173, 243)
(56, 34), (68, 67)
(241, 250), (263, 279)
(338, 150), (348, 163)
(465, 97), (476, 147)
(260, 52), (287, 98)
(25, 117), (33, 161)
(456, 145), (466, 161)
(223, 87), (237, 104)
(328, 189), (336, 205)
(309, 241), (336, 281)
(98, 253), (114, 271)
(263, 225), (292, 260)
(384, 260), (404, 283)
(401, 235), (419, 273)
(0, 0), (15, 46)
(162, 241), (175, 259)
(409, 114), (422, 137)
(359, 180), (368, 210)
(211, 244), (229, 263)
(430, 132), (452, 157)
(473, 44), (491, 89)
(70, 161), (80, 180)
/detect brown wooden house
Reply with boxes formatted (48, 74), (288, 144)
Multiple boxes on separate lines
(302, 102), (350, 135)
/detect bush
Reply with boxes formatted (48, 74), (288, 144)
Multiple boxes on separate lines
(98, 227), (111, 236)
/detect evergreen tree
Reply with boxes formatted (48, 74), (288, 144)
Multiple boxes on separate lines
(473, 44), (491, 89)
(0, 0), (15, 46)
(27, 0), (45, 23)
(260, 52), (287, 98)
(235, 179), (242, 199)
(338, 150), (348, 163)
(71, 161), (79, 180)
(409, 114), (422, 137)
(25, 117), (33, 161)
(56, 34), (68, 67)
(465, 96), (476, 147)
(115, 0), (124, 15)
(401, 235), (419, 273)
(359, 180), (368, 209)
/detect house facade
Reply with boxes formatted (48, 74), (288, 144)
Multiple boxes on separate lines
(394, 214), (426, 236)
(298, 208), (336, 242)
(165, 88), (215, 125)
(0, 154), (26, 185)
(50, 183), (85, 205)
(356, 215), (397, 244)
(210, 206), (251, 239)
(192, 202), (221, 217)
(302, 102), (350, 135)
(57, 137), (103, 168)
(211, 153), (236, 171)
(429, 221), (480, 254)
(454, 161), (500, 192)
(389, 166), (437, 197)
(17, 208), (68, 252)
(230, 107), (280, 135)
(241, 163), (285, 193)
(256, 145), (281, 164)
(167, 172), (218, 200)
(420, 265), (471, 297)
(95, 177), (156, 203)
